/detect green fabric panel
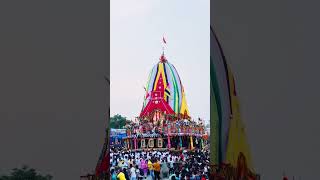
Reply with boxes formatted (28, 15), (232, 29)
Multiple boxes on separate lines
(168, 64), (179, 113)
(210, 57), (220, 165)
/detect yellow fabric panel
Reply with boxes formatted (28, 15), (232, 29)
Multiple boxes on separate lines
(225, 106), (239, 165)
(180, 88), (190, 116)
(153, 63), (167, 91)
(225, 67), (254, 173)
(190, 136), (194, 150)
(164, 88), (171, 103)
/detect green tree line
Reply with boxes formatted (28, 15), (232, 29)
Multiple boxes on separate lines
(0, 165), (53, 180)
(109, 114), (130, 129)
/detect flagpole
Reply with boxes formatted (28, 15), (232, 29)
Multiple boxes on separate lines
(162, 45), (164, 55)
(162, 36), (166, 55)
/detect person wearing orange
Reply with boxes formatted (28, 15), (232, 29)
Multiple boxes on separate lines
(153, 158), (161, 180)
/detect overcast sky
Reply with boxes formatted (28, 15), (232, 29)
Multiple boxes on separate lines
(110, 0), (210, 121)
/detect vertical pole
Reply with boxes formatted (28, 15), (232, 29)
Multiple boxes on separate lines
(201, 138), (204, 149)
(127, 139), (130, 149)
(179, 128), (182, 148)
(134, 138), (137, 150)
(190, 136), (194, 150)
(168, 124), (171, 149)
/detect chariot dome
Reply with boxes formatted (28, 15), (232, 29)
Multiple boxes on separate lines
(140, 53), (190, 119)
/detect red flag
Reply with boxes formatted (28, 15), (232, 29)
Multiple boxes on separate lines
(163, 37), (167, 44)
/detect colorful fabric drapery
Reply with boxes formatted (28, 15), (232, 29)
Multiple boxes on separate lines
(210, 27), (254, 173)
(141, 55), (190, 118)
(225, 70), (254, 172)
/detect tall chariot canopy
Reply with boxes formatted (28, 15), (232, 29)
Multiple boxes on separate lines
(210, 27), (255, 173)
(140, 53), (190, 119)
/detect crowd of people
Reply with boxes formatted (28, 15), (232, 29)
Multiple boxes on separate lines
(110, 147), (210, 180)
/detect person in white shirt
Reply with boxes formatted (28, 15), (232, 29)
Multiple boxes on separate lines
(168, 157), (174, 174)
(130, 164), (137, 180)
(167, 154), (171, 162)
(204, 166), (208, 173)
(124, 157), (129, 168)
(160, 160), (170, 179)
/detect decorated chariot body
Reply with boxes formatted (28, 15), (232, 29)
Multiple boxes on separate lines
(123, 53), (208, 151)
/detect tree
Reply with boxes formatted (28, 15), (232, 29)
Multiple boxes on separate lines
(0, 165), (53, 180)
(110, 114), (129, 129)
